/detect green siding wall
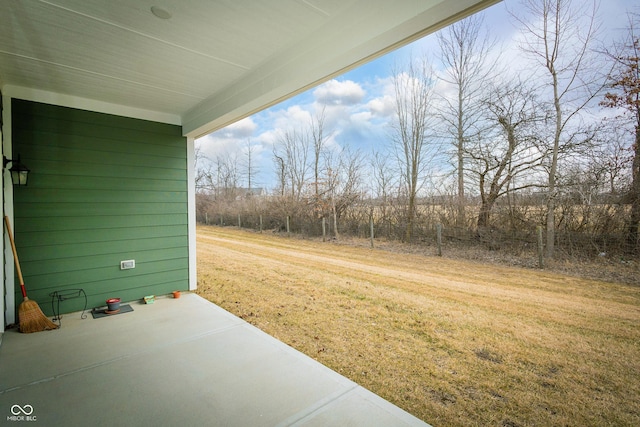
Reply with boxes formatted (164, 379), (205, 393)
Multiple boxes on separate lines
(11, 99), (188, 316)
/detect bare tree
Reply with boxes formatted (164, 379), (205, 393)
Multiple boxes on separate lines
(194, 146), (216, 222)
(322, 147), (365, 238)
(468, 81), (547, 229)
(310, 107), (329, 204)
(437, 14), (496, 229)
(241, 139), (259, 192)
(273, 150), (287, 197)
(370, 150), (396, 233)
(391, 58), (439, 242)
(215, 153), (240, 199)
(274, 128), (310, 200)
(194, 146), (215, 193)
(591, 124), (633, 196)
(601, 12), (640, 252)
(512, 0), (605, 258)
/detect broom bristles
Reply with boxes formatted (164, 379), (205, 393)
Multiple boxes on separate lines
(19, 297), (58, 333)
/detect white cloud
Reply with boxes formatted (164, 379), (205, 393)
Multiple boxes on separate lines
(197, 118), (258, 164)
(351, 111), (373, 123)
(313, 79), (366, 106)
(356, 76), (395, 118)
(366, 95), (395, 117)
(218, 117), (257, 138)
(255, 128), (280, 147)
(272, 105), (313, 129)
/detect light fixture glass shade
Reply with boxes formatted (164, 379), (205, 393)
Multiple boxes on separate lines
(8, 159), (30, 186)
(11, 169), (29, 186)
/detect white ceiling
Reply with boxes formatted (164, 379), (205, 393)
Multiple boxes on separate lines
(0, 0), (499, 138)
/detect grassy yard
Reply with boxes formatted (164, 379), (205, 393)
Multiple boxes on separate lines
(196, 225), (640, 426)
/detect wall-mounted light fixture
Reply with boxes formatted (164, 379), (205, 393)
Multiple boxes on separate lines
(3, 155), (30, 186)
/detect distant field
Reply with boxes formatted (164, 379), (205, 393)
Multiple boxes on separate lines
(196, 225), (640, 426)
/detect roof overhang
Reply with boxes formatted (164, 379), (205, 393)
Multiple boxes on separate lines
(0, 0), (501, 138)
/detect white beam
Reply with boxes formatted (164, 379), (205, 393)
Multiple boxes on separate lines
(2, 94), (15, 327)
(186, 137), (197, 291)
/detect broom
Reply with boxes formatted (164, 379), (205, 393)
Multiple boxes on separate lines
(4, 216), (58, 333)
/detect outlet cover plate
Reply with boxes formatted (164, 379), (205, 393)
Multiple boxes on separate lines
(120, 260), (135, 270)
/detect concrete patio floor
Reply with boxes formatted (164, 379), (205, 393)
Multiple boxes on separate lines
(0, 293), (430, 426)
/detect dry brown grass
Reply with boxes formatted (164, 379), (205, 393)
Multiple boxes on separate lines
(196, 225), (640, 427)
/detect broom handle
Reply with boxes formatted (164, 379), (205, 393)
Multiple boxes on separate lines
(4, 216), (28, 298)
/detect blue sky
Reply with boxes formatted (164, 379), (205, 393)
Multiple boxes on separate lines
(196, 0), (636, 190)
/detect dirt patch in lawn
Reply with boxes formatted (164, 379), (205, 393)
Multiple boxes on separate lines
(196, 225), (640, 427)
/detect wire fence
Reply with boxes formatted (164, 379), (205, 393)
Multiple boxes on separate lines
(197, 195), (637, 269)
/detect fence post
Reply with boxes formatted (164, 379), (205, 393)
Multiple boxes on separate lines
(537, 225), (544, 269)
(370, 217), (374, 248)
(205, 212), (208, 224)
(238, 214), (242, 229)
(286, 215), (290, 236)
(259, 214), (263, 233)
(322, 217), (326, 242)
(436, 223), (442, 256)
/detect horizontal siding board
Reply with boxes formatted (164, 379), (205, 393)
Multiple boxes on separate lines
(14, 117), (184, 149)
(17, 214), (187, 232)
(19, 236), (188, 261)
(14, 188), (186, 204)
(14, 202), (187, 217)
(116, 269), (188, 296)
(33, 173), (186, 191)
(14, 124), (186, 153)
(16, 132), (187, 167)
(21, 248), (187, 276)
(22, 175), (187, 192)
(20, 261), (188, 293)
(14, 127), (186, 155)
(18, 147), (185, 175)
(18, 224), (187, 247)
(11, 100), (189, 318)
(19, 159), (187, 181)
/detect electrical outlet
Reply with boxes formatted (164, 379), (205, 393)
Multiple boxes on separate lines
(120, 259), (135, 270)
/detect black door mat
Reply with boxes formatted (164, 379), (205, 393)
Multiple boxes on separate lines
(91, 304), (134, 319)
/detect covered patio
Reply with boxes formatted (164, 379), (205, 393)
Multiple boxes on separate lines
(0, 293), (428, 425)
(1, 0), (498, 424)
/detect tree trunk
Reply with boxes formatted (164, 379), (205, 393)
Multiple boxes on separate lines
(477, 205), (491, 229)
(626, 124), (640, 252)
(546, 63), (562, 259)
(456, 80), (465, 229)
(477, 195), (497, 229)
(628, 195), (640, 252)
(333, 203), (340, 239)
(405, 193), (415, 243)
(546, 188), (556, 258)
(457, 117), (466, 229)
